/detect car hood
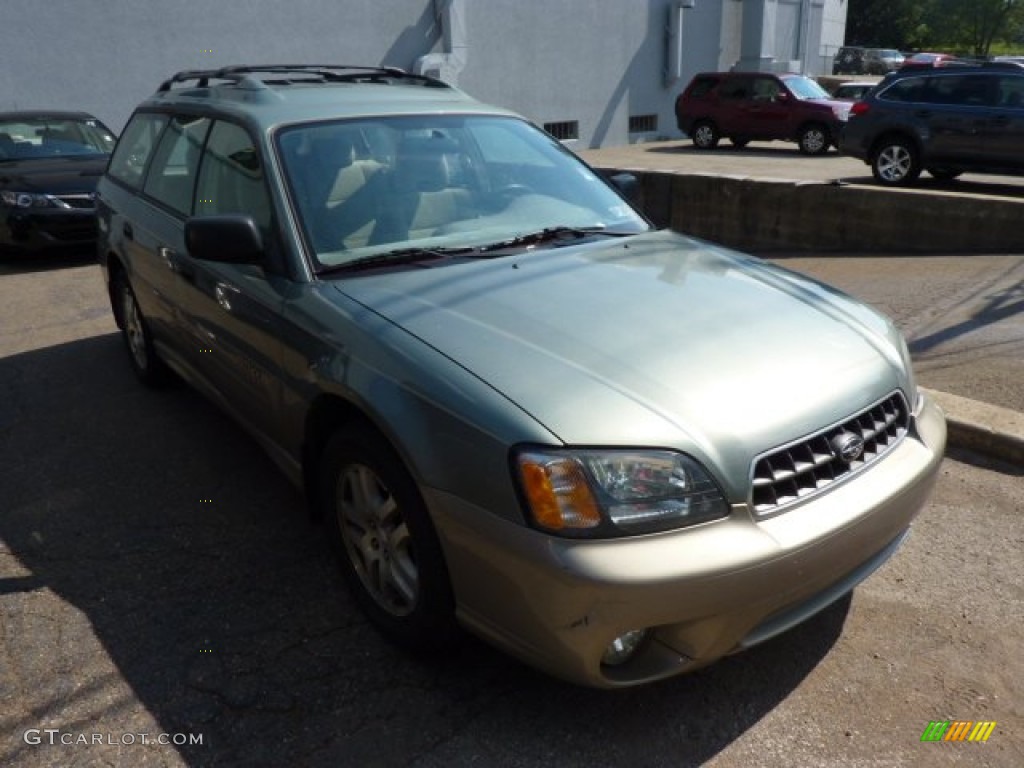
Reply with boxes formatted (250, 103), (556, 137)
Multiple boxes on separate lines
(0, 155), (107, 194)
(331, 231), (910, 496)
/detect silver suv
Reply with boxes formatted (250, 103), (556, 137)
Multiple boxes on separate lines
(97, 65), (945, 688)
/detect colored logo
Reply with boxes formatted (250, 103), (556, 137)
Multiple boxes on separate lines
(920, 720), (996, 742)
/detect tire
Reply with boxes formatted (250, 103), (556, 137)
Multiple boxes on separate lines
(319, 426), (457, 651)
(113, 270), (170, 387)
(797, 124), (830, 155)
(691, 120), (720, 149)
(871, 137), (921, 186)
(927, 167), (963, 182)
(730, 137), (750, 149)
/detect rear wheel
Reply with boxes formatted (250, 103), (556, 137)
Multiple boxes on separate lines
(691, 120), (720, 149)
(871, 137), (921, 186)
(319, 426), (457, 650)
(113, 270), (170, 386)
(797, 123), (830, 155)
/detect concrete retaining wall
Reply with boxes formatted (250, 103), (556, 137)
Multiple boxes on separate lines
(628, 171), (1024, 254)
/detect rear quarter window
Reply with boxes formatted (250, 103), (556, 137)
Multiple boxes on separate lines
(878, 77), (927, 104)
(686, 77), (719, 98)
(107, 113), (169, 188)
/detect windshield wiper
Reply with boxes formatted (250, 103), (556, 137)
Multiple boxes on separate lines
(317, 245), (477, 275)
(475, 225), (635, 253)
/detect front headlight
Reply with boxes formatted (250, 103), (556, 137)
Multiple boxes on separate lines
(0, 190), (61, 208)
(515, 448), (728, 537)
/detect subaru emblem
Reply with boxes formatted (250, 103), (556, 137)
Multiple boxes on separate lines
(832, 432), (865, 463)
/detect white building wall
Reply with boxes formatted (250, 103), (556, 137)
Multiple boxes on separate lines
(1, 0), (847, 148)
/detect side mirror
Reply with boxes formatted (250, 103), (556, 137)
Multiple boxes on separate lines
(607, 171), (640, 203)
(185, 214), (264, 264)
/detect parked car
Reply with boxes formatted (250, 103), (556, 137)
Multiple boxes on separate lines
(899, 52), (961, 69)
(0, 111), (116, 257)
(864, 49), (905, 74)
(831, 81), (876, 101)
(675, 71), (851, 154)
(97, 65), (945, 688)
(833, 46), (867, 75)
(840, 65), (1024, 185)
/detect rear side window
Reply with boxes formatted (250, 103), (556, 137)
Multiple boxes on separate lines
(718, 77), (753, 100)
(143, 116), (211, 215)
(923, 75), (996, 107)
(107, 113), (168, 188)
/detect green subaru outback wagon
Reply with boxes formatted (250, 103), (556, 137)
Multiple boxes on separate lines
(97, 65), (945, 688)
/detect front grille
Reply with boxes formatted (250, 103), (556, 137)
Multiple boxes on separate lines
(750, 392), (910, 515)
(54, 194), (96, 210)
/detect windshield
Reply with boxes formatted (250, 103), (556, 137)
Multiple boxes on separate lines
(0, 116), (116, 162)
(276, 114), (650, 270)
(785, 76), (832, 100)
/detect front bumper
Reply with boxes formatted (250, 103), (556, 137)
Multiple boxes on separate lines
(1, 207), (98, 255)
(428, 392), (946, 688)
(837, 123), (872, 163)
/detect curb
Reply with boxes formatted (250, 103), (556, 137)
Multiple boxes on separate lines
(923, 388), (1024, 467)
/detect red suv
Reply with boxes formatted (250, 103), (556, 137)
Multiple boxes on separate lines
(675, 72), (851, 155)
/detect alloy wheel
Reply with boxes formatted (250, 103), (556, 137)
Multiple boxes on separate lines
(876, 145), (913, 182)
(335, 463), (418, 617)
(121, 284), (149, 371)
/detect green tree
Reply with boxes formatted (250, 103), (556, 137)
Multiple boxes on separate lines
(936, 0), (1024, 55)
(845, 0), (936, 48)
(846, 0), (1024, 54)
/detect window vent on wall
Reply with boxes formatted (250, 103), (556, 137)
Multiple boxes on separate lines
(628, 114), (658, 133)
(543, 120), (579, 141)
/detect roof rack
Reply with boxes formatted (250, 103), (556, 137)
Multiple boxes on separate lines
(157, 65), (450, 92)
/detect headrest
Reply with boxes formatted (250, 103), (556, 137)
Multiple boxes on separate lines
(395, 134), (460, 192)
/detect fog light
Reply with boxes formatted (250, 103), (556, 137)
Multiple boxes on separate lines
(601, 629), (649, 666)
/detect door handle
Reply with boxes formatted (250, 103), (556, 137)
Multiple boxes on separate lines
(214, 282), (238, 311)
(123, 222), (134, 240)
(159, 246), (195, 283)
(158, 246), (176, 272)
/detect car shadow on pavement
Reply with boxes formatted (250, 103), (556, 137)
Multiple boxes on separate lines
(840, 176), (1024, 198)
(0, 333), (850, 767)
(0, 248), (96, 276)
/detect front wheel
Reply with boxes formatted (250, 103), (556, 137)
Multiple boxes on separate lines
(691, 120), (720, 149)
(319, 427), (457, 650)
(872, 138), (921, 186)
(113, 271), (170, 387)
(797, 124), (830, 155)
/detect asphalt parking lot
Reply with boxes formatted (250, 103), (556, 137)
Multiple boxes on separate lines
(1, 247), (1022, 767)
